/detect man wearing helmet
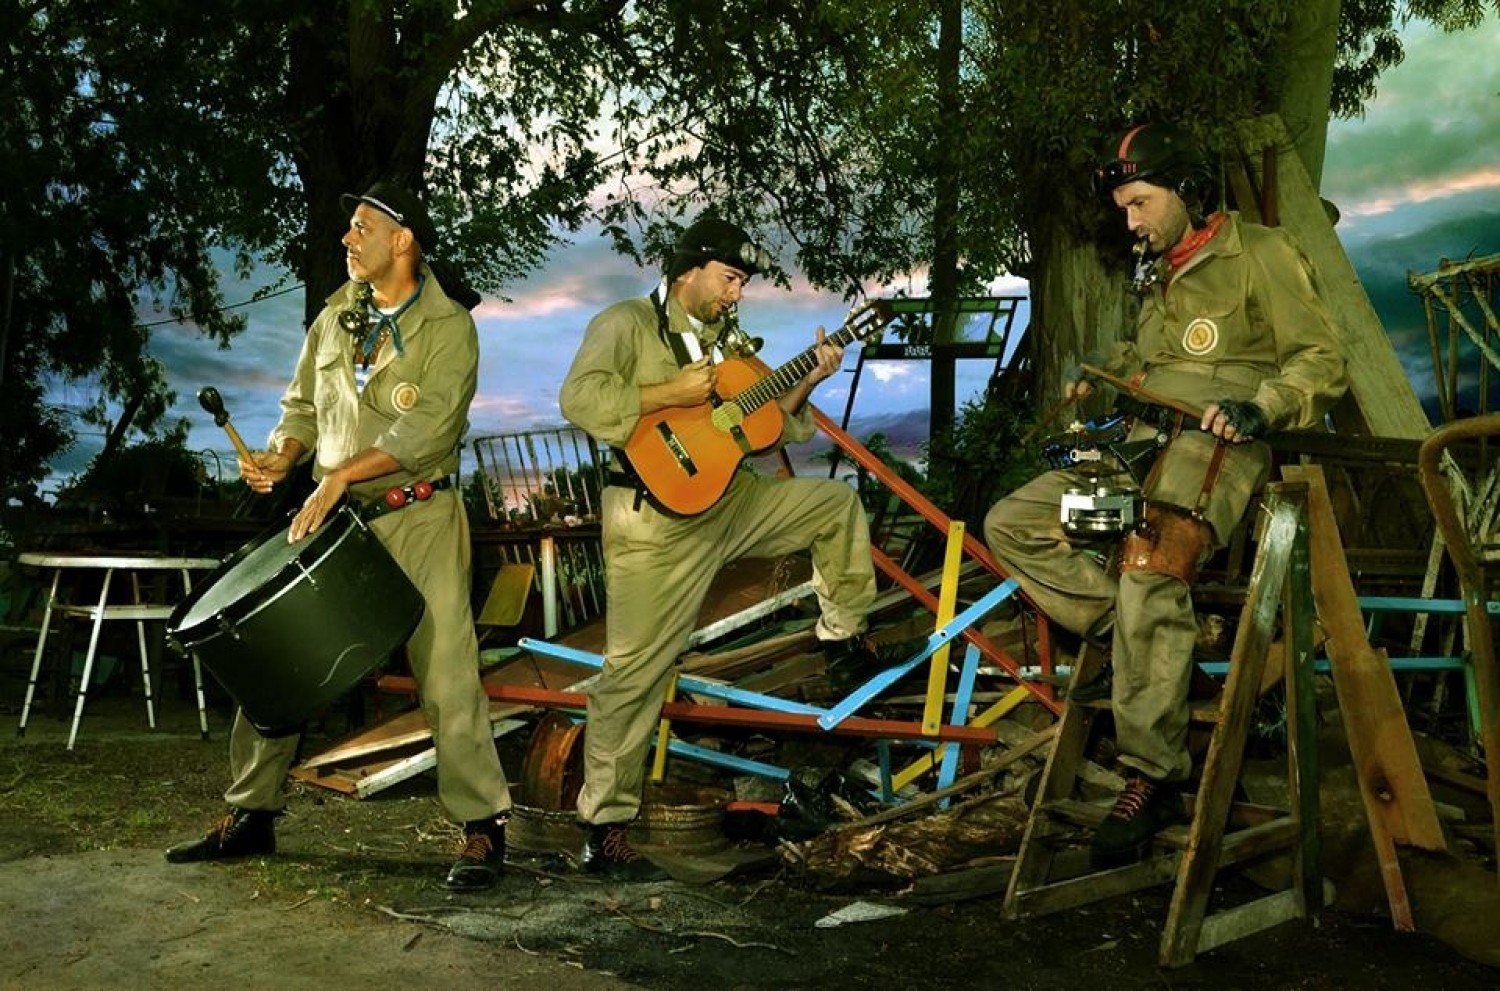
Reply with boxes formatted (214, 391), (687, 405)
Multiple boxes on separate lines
(559, 216), (885, 880)
(984, 123), (1347, 866)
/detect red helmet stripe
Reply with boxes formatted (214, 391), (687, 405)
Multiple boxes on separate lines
(1115, 124), (1149, 159)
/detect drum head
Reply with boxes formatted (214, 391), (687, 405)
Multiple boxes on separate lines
(171, 510), (346, 638)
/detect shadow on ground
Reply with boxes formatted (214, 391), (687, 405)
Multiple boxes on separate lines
(1, 694), (1497, 990)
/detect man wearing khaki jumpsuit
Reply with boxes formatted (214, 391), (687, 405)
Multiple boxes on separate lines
(166, 183), (513, 891)
(559, 217), (880, 880)
(984, 124), (1346, 865)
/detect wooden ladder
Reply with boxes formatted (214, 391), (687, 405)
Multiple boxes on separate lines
(1002, 481), (1323, 967)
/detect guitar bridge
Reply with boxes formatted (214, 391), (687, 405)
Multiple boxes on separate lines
(655, 421), (698, 476)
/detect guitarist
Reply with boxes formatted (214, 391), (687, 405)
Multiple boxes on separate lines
(559, 216), (888, 880)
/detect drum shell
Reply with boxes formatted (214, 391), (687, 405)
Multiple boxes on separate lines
(168, 507), (424, 736)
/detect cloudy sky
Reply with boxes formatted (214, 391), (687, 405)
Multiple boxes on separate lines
(43, 18), (1500, 491)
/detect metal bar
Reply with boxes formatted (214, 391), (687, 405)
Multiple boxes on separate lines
(870, 545), (1058, 713)
(666, 739), (789, 781)
(567, 429), (597, 519)
(68, 568), (115, 750)
(936, 643), (983, 804)
(684, 580), (816, 649)
(519, 638), (824, 716)
(493, 438), (523, 520)
(470, 440), (500, 520)
(17, 567), (62, 736)
(377, 676), (999, 744)
(817, 579), (1020, 730)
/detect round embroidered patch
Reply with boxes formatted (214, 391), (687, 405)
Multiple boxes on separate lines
(391, 382), (420, 412)
(1182, 318), (1219, 356)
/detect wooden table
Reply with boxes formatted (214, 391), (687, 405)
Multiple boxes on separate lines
(16, 552), (222, 749)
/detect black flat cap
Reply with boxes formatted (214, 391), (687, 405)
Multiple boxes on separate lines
(340, 182), (439, 252)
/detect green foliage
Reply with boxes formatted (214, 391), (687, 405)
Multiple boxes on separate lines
(54, 422), (216, 517)
(1332, 0), (1495, 117)
(9, 0), (1493, 505)
(922, 388), (1041, 524)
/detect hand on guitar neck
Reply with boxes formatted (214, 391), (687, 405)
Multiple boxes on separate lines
(622, 301), (894, 516)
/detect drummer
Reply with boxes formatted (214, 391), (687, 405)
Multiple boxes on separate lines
(165, 182), (513, 892)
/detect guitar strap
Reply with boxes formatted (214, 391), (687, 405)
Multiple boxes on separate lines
(614, 289), (716, 514)
(651, 286), (718, 366)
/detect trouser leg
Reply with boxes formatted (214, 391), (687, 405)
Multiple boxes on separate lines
(223, 711), (299, 810)
(984, 469), (1117, 636)
(1110, 569), (1198, 782)
(717, 474), (877, 641)
(578, 490), (718, 825)
(381, 493), (511, 824)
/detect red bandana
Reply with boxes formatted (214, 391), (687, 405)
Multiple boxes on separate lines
(1165, 212), (1227, 272)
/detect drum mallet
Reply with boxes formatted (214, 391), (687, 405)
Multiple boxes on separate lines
(197, 386), (256, 464)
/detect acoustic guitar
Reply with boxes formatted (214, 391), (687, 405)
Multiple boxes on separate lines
(621, 299), (895, 515)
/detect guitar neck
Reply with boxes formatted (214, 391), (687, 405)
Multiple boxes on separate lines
(731, 305), (889, 415)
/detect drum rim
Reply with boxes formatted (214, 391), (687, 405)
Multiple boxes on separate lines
(167, 504), (366, 647)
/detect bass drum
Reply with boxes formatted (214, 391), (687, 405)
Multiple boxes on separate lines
(168, 505), (424, 736)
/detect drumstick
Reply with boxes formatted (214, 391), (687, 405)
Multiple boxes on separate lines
(196, 386), (256, 464)
(1079, 363), (1208, 421)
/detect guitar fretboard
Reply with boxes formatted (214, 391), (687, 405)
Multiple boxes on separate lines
(729, 305), (890, 415)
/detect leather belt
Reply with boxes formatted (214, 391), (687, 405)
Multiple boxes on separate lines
(361, 476), (453, 518)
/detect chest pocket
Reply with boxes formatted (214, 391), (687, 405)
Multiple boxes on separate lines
(315, 339), (352, 407)
(1166, 280), (1254, 360)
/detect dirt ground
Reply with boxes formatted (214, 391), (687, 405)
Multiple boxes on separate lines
(2, 683), (1499, 991)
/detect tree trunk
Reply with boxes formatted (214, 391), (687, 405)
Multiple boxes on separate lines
(286, 6), (447, 326)
(1030, 220), (1137, 424)
(1275, 0), (1341, 189)
(928, 0), (963, 444)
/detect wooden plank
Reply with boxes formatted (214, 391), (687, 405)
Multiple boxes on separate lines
(1234, 115), (1429, 439)
(293, 555), (815, 779)
(1009, 853), (1182, 917)
(1282, 466), (1447, 849)
(1283, 465), (1445, 932)
(1161, 488), (1300, 966)
(1283, 500), (1325, 918)
(296, 703), (530, 770)
(832, 725), (1057, 832)
(1002, 647), (1105, 918)
(1195, 890), (1302, 956)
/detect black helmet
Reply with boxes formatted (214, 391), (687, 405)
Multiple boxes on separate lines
(666, 217), (774, 282)
(1092, 123), (1206, 199)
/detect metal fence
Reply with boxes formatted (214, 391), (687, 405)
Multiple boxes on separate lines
(468, 427), (609, 633)
(470, 426), (607, 525)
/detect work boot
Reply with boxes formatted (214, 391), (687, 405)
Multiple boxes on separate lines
(1090, 774), (1178, 868)
(579, 823), (669, 882)
(443, 815), (507, 891)
(821, 635), (925, 684)
(165, 807), (278, 863)
(1067, 663), (1113, 702)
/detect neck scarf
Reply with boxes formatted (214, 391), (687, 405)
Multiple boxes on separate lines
(1166, 212), (1227, 272)
(361, 273), (426, 366)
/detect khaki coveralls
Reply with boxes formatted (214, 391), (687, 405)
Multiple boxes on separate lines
(559, 293), (878, 825)
(224, 266), (511, 823)
(985, 213), (1347, 782)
